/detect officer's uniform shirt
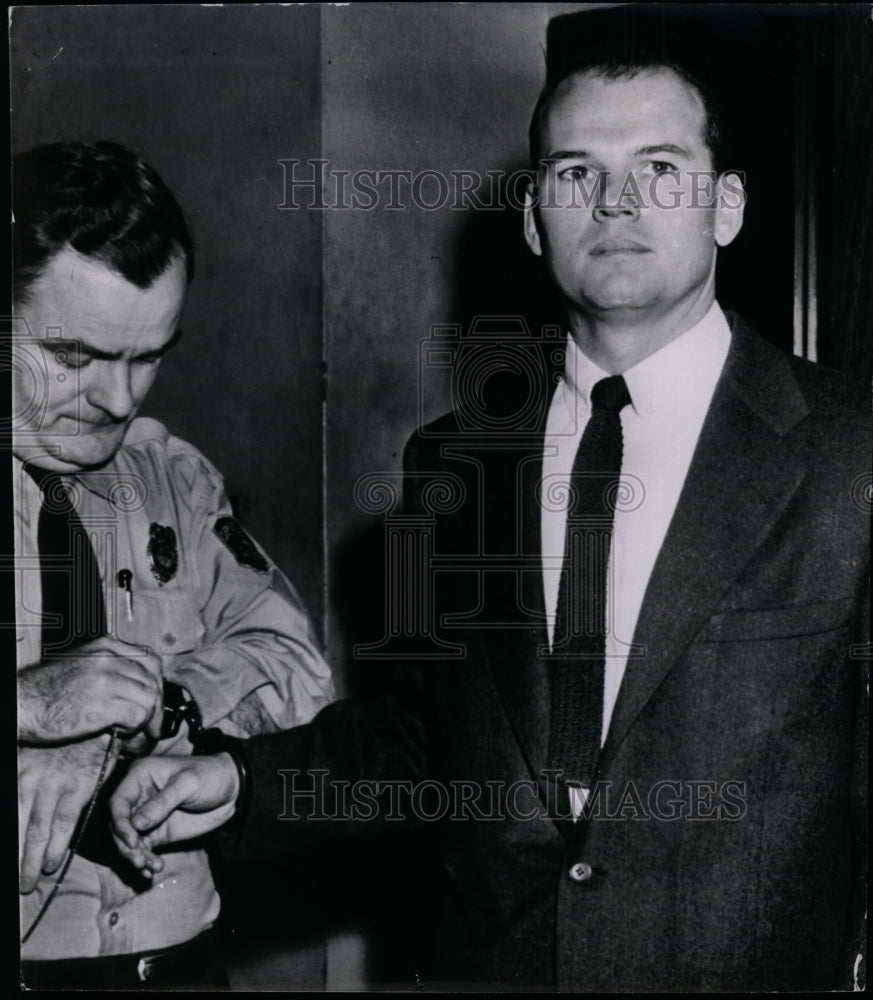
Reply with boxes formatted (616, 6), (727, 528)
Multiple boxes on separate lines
(541, 302), (731, 813)
(16, 417), (333, 959)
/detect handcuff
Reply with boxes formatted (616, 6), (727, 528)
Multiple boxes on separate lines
(160, 681), (250, 819)
(159, 680), (204, 742)
(74, 683), (248, 868)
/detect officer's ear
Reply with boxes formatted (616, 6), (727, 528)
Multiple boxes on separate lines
(523, 177), (543, 257)
(714, 170), (745, 248)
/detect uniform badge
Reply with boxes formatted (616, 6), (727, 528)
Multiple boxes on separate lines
(214, 516), (269, 573)
(147, 522), (178, 585)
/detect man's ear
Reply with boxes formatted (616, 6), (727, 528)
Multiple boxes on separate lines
(714, 171), (745, 247)
(523, 178), (543, 257)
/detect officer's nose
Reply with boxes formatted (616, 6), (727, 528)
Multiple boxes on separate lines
(88, 363), (135, 421)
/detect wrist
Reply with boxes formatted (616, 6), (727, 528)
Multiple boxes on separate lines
(218, 751), (241, 802)
(16, 673), (46, 744)
(120, 731), (158, 758)
(192, 728), (250, 821)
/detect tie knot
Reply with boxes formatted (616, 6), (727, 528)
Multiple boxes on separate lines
(591, 375), (631, 414)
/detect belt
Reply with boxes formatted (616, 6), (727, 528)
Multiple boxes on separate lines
(20, 928), (228, 989)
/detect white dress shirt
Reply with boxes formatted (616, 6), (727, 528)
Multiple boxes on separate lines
(541, 301), (731, 807)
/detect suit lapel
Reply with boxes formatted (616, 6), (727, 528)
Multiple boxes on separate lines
(476, 352), (564, 784)
(480, 432), (553, 783)
(598, 321), (809, 771)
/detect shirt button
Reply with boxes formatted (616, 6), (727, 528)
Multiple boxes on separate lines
(109, 912), (119, 926)
(569, 862), (593, 882)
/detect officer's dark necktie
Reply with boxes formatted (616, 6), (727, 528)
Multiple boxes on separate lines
(26, 466), (122, 868)
(547, 374), (632, 791)
(28, 467), (105, 656)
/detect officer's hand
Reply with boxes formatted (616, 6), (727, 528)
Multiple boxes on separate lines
(18, 639), (164, 745)
(120, 732), (159, 758)
(18, 735), (118, 893)
(110, 754), (240, 876)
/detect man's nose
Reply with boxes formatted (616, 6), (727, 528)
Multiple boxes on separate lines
(593, 176), (641, 223)
(87, 364), (135, 420)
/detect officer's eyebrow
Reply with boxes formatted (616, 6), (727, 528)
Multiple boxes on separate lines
(44, 328), (183, 361)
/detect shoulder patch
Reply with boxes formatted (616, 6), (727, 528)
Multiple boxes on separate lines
(214, 516), (270, 573)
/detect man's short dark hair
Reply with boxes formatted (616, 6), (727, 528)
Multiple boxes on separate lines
(530, 7), (743, 177)
(13, 141), (195, 303)
(528, 59), (734, 176)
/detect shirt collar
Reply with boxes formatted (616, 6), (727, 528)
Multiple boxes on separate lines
(12, 453), (40, 515)
(561, 301), (731, 420)
(12, 441), (126, 503)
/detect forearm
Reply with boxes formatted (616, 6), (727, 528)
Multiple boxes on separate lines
(220, 692), (428, 863)
(17, 684), (47, 745)
(224, 689), (283, 736)
(17, 663), (73, 744)
(169, 631), (333, 733)
(17, 649), (163, 745)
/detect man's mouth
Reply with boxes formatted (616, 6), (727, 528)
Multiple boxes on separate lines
(58, 415), (123, 430)
(590, 241), (651, 256)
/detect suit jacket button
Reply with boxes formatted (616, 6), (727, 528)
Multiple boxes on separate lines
(569, 862), (593, 882)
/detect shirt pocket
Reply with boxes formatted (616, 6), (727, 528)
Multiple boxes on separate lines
(701, 596), (855, 642)
(113, 587), (204, 656)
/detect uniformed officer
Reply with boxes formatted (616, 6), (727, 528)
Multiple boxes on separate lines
(13, 141), (333, 989)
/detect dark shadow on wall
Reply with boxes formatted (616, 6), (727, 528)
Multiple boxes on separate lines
(332, 165), (564, 701)
(449, 163), (565, 336)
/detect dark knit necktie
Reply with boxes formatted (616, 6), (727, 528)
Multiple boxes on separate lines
(28, 468), (106, 656)
(547, 374), (632, 789)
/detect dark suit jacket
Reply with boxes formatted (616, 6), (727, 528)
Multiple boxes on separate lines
(233, 315), (869, 990)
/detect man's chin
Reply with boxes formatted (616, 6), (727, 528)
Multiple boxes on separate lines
(58, 445), (123, 472)
(582, 293), (654, 317)
(17, 432), (126, 474)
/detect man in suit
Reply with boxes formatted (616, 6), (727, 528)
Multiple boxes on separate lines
(109, 41), (868, 992)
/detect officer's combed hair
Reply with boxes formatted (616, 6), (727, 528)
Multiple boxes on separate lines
(12, 141), (195, 303)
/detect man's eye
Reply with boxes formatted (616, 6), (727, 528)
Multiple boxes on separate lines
(47, 347), (89, 369)
(559, 165), (597, 183)
(649, 161), (679, 176)
(134, 355), (162, 367)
